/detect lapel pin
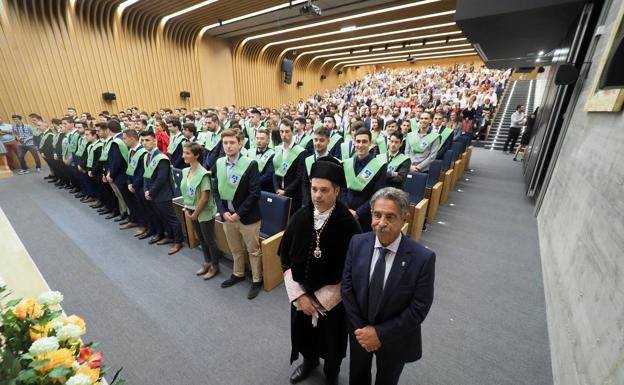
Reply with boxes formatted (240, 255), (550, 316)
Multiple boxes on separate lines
(401, 261), (406, 267)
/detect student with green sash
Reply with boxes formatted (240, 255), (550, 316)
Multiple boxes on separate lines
(430, 112), (454, 160)
(200, 113), (225, 170)
(182, 122), (197, 143)
(409, 105), (425, 132)
(181, 142), (222, 280)
(59, 117), (75, 189)
(340, 121), (362, 161)
(244, 109), (264, 150)
(293, 117), (313, 154)
(52, 119), (69, 188)
(377, 131), (411, 189)
(373, 119), (399, 155)
(405, 111), (441, 172)
(273, 119), (306, 213)
(39, 121), (57, 182)
(72, 121), (91, 200)
(308, 109), (323, 131)
(140, 130), (184, 255)
(213, 128), (263, 300)
(248, 129), (275, 192)
(323, 115), (343, 160)
(83, 128), (102, 205)
(94, 120), (119, 217)
(218, 110), (231, 130)
(63, 117), (82, 195)
(166, 119), (187, 169)
(103, 120), (131, 222)
(343, 127), (387, 232)
(120, 129), (148, 234)
(301, 126), (342, 206)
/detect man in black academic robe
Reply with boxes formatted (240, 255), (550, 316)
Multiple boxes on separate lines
(279, 160), (362, 385)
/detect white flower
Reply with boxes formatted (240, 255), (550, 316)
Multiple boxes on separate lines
(28, 336), (59, 356)
(37, 291), (64, 306)
(56, 324), (82, 342)
(51, 320), (64, 331)
(66, 374), (93, 385)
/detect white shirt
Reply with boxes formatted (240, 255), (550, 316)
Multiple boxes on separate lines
(369, 233), (402, 287)
(313, 205), (334, 230)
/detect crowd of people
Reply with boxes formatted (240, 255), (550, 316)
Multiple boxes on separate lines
(1, 63), (510, 385)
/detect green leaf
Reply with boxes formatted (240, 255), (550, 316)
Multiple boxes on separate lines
(20, 352), (34, 361)
(47, 365), (71, 379)
(15, 368), (38, 383)
(30, 359), (51, 370)
(5, 299), (22, 307)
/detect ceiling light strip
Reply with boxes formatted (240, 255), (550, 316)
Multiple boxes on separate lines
(242, 0), (441, 44)
(282, 22), (457, 53)
(333, 48), (476, 69)
(322, 43), (472, 65)
(265, 10), (455, 48)
(162, 0), (220, 24)
(117, 0), (140, 14)
(341, 52), (478, 68)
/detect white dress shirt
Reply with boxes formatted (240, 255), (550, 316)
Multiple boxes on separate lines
(369, 233), (402, 288)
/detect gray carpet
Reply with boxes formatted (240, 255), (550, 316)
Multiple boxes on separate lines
(0, 148), (552, 385)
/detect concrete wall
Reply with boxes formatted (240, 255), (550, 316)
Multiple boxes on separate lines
(537, 1), (624, 384)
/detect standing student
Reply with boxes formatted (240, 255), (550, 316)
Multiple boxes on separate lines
(200, 113), (225, 171)
(154, 119), (170, 154)
(11, 114), (41, 174)
(249, 129), (275, 192)
(167, 119), (187, 169)
(122, 129), (149, 234)
(503, 104), (526, 154)
(181, 142), (221, 280)
(81, 128), (100, 204)
(103, 120), (131, 223)
(340, 121), (362, 162)
(430, 112), (454, 160)
(342, 187), (435, 385)
(293, 117), (314, 154)
(377, 132), (410, 189)
(273, 119), (306, 213)
(0, 116), (18, 171)
(38, 121), (56, 181)
(141, 130), (184, 255)
(343, 128), (387, 232)
(323, 115), (343, 160)
(213, 128), (263, 300)
(405, 112), (440, 172)
(301, 126), (341, 206)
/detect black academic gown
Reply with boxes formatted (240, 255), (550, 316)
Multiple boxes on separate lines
(279, 202), (362, 369)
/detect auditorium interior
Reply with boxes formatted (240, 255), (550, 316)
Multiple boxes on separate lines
(0, 0), (622, 384)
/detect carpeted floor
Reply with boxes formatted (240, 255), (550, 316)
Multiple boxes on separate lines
(0, 148), (552, 385)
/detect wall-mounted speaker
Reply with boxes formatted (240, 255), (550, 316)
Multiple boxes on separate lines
(320, 75), (327, 80)
(296, 81), (304, 87)
(337, 70), (343, 75)
(537, 66), (546, 73)
(102, 92), (116, 101)
(180, 91), (191, 98)
(554, 64), (579, 85)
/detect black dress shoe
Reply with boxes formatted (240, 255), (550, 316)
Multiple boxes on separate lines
(221, 274), (245, 288)
(91, 203), (104, 209)
(69, 188), (80, 194)
(44, 175), (54, 180)
(138, 232), (155, 240)
(75, 193), (86, 199)
(148, 236), (162, 244)
(48, 179), (58, 183)
(97, 207), (108, 213)
(290, 361), (319, 384)
(64, 185), (73, 190)
(54, 181), (64, 186)
(105, 212), (119, 220)
(114, 214), (127, 222)
(248, 282), (263, 300)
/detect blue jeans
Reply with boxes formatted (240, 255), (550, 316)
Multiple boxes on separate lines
(17, 144), (41, 170)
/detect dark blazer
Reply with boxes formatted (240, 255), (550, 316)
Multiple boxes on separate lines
(202, 141), (224, 171)
(272, 149), (305, 209)
(344, 155), (386, 231)
(431, 126), (453, 161)
(328, 136), (343, 160)
(108, 134), (127, 185)
(127, 151), (147, 191)
(212, 156), (261, 225)
(143, 150), (174, 203)
(170, 138), (187, 169)
(89, 145), (103, 177)
(385, 156), (411, 189)
(342, 232), (435, 363)
(256, 149), (275, 193)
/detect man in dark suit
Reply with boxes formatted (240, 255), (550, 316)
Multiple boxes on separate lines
(103, 120), (130, 221)
(123, 129), (150, 237)
(273, 119), (305, 214)
(141, 130), (184, 255)
(212, 128), (263, 299)
(342, 187), (435, 385)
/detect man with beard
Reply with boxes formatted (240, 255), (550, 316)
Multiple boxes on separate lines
(280, 160), (361, 385)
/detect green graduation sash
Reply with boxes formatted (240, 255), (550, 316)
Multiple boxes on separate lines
(181, 166), (209, 207)
(377, 153), (409, 173)
(167, 133), (186, 154)
(143, 152), (169, 179)
(410, 118), (420, 132)
(407, 131), (440, 153)
(440, 127), (454, 145)
(376, 135), (388, 154)
(99, 138), (112, 161)
(313, 121), (323, 130)
(61, 137), (70, 159)
(273, 144), (304, 177)
(40, 129), (53, 149)
(344, 156), (385, 192)
(126, 147), (147, 176)
(298, 133), (313, 150)
(52, 132), (62, 148)
(75, 136), (88, 157)
(216, 155), (253, 200)
(249, 148), (274, 172)
(69, 131), (80, 153)
(340, 141), (353, 161)
(327, 133), (341, 152)
(87, 140), (103, 168)
(113, 136), (130, 163)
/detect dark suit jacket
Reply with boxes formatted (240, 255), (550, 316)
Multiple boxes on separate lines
(256, 150), (275, 193)
(272, 150), (305, 208)
(431, 126), (453, 161)
(212, 157), (261, 225)
(108, 134), (127, 185)
(143, 151), (174, 203)
(127, 151), (146, 191)
(202, 141), (224, 171)
(385, 156), (411, 189)
(170, 138), (187, 169)
(344, 155), (386, 231)
(342, 232), (435, 363)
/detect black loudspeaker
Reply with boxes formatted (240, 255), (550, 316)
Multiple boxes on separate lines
(554, 64), (579, 85)
(337, 70), (343, 75)
(180, 91), (191, 98)
(537, 66), (545, 73)
(102, 92), (116, 101)
(296, 81), (304, 87)
(320, 75), (326, 80)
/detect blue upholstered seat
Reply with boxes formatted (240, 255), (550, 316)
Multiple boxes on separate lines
(404, 172), (428, 204)
(171, 167), (183, 197)
(427, 160), (442, 189)
(259, 191), (291, 239)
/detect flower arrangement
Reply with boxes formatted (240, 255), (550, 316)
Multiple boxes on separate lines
(0, 278), (124, 385)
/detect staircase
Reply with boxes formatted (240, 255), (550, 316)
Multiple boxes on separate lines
(483, 80), (535, 151)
